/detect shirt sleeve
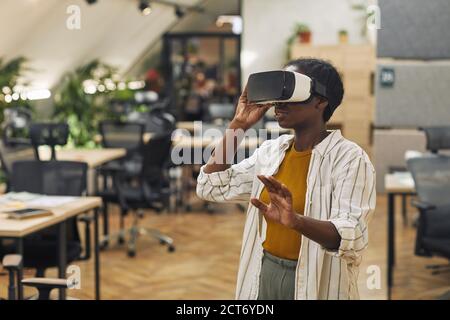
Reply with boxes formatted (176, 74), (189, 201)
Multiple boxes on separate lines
(196, 144), (260, 204)
(326, 154), (376, 262)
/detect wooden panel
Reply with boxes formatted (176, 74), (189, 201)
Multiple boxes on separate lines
(290, 44), (375, 152)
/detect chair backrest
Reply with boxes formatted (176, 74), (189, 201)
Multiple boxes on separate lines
(407, 155), (450, 207)
(10, 160), (87, 196)
(420, 126), (450, 153)
(207, 102), (235, 121)
(9, 160), (88, 248)
(141, 133), (173, 184)
(99, 121), (144, 153)
(145, 108), (176, 134)
(30, 123), (69, 160)
(0, 140), (35, 185)
(2, 107), (32, 146)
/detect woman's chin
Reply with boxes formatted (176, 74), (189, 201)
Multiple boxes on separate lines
(276, 119), (291, 129)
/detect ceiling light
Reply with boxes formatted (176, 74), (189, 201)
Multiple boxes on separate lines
(85, 0), (98, 5)
(139, 0), (152, 15)
(26, 89), (51, 100)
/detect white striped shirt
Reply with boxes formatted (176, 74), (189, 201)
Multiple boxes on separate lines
(196, 130), (376, 300)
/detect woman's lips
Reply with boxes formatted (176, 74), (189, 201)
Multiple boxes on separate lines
(274, 108), (289, 118)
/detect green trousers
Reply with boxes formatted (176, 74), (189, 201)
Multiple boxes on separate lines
(257, 250), (297, 300)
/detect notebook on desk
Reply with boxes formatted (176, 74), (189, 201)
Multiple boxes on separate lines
(6, 208), (53, 220)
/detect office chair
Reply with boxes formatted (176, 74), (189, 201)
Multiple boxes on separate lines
(145, 106), (176, 134)
(102, 133), (175, 257)
(2, 107), (32, 146)
(29, 122), (69, 160)
(206, 102), (235, 124)
(420, 126), (450, 154)
(97, 121), (145, 247)
(0, 161), (92, 282)
(2, 255), (68, 300)
(0, 139), (35, 192)
(407, 156), (450, 299)
(99, 120), (145, 154)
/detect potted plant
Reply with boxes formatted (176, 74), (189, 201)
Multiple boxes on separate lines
(338, 29), (349, 44)
(295, 23), (311, 43)
(53, 60), (116, 148)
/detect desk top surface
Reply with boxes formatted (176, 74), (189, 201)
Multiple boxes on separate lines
(385, 172), (415, 193)
(39, 148), (126, 168)
(0, 196), (101, 237)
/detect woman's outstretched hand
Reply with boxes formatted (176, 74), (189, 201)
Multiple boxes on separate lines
(250, 175), (300, 229)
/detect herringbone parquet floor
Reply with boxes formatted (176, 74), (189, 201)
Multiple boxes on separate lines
(1, 195), (449, 300)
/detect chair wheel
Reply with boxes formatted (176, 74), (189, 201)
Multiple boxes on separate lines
(168, 245), (175, 253)
(159, 239), (165, 245)
(185, 204), (192, 212)
(127, 249), (136, 257)
(118, 236), (125, 245)
(99, 240), (109, 251)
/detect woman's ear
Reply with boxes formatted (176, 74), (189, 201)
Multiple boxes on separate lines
(314, 97), (329, 113)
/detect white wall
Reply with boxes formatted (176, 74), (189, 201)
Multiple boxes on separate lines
(241, 0), (370, 83)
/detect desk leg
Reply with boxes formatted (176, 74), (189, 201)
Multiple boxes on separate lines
(387, 193), (395, 300)
(16, 238), (24, 300)
(58, 221), (67, 300)
(94, 208), (101, 300)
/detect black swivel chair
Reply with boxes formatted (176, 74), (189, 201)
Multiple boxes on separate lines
(0, 161), (92, 280)
(97, 121), (145, 247)
(2, 254), (69, 300)
(106, 133), (175, 257)
(2, 107), (32, 146)
(145, 106), (176, 134)
(420, 126), (450, 154)
(29, 122), (69, 160)
(0, 140), (35, 192)
(407, 156), (450, 299)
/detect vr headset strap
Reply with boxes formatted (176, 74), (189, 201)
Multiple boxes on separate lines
(312, 79), (327, 99)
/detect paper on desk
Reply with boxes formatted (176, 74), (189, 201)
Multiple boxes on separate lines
(1, 192), (41, 202)
(26, 196), (77, 208)
(392, 171), (415, 186)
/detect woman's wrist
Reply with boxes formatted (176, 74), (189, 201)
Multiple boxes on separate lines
(229, 119), (250, 131)
(290, 213), (304, 232)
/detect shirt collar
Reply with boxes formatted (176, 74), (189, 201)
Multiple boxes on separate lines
(279, 130), (343, 158)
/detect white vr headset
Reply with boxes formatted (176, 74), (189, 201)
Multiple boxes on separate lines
(247, 70), (327, 104)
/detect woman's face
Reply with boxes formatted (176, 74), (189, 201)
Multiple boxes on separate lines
(273, 97), (325, 129)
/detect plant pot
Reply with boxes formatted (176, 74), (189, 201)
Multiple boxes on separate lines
(339, 33), (348, 44)
(298, 31), (311, 44)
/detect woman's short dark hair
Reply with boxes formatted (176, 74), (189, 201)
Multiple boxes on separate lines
(285, 58), (344, 122)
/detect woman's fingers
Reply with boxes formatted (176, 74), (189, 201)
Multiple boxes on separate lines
(280, 182), (293, 202)
(257, 175), (279, 194)
(250, 198), (268, 213)
(266, 176), (284, 189)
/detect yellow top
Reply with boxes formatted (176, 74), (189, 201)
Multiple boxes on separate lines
(260, 142), (312, 260)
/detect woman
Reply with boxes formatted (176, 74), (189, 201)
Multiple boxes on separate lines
(197, 58), (376, 300)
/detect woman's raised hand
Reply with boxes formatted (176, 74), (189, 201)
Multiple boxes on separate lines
(230, 86), (271, 131)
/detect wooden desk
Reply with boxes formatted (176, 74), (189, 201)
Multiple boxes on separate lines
(39, 148), (126, 168)
(0, 196), (102, 300)
(384, 172), (415, 300)
(39, 148), (126, 194)
(177, 121), (196, 132)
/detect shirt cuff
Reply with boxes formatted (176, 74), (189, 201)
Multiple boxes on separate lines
(197, 165), (233, 186)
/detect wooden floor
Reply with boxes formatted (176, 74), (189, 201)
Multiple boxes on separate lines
(1, 195), (449, 300)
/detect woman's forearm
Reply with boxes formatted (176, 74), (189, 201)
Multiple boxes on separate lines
(292, 215), (341, 250)
(203, 121), (247, 174)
